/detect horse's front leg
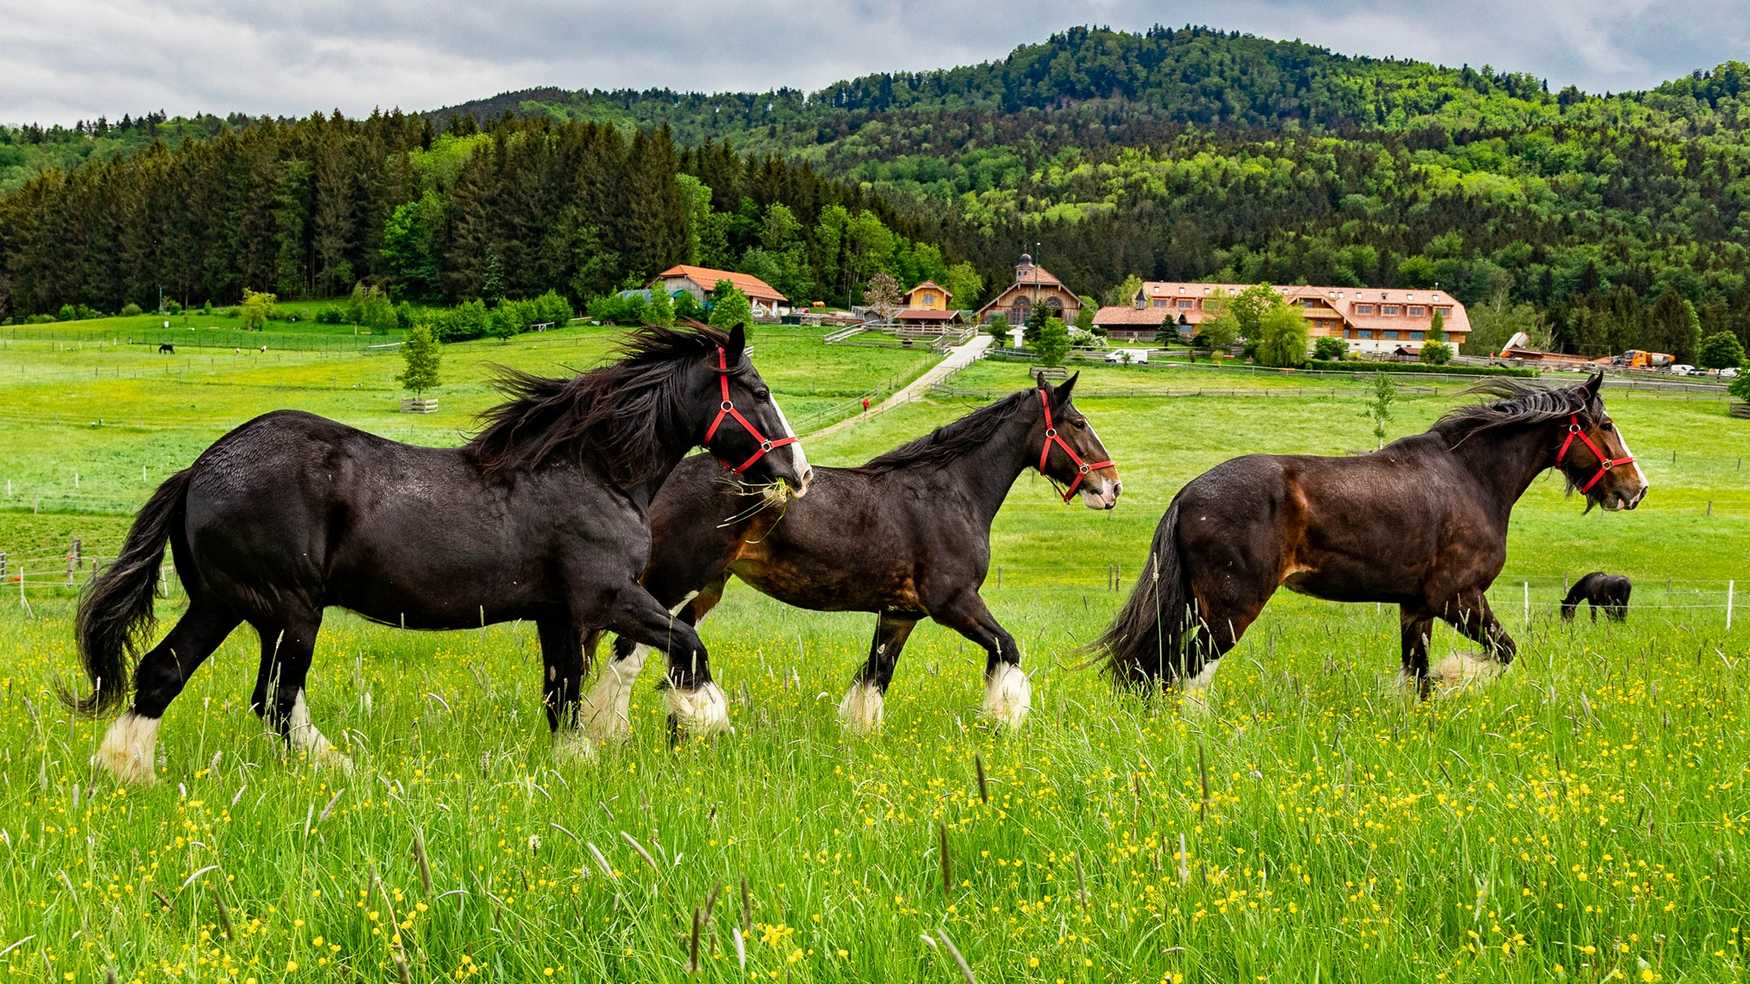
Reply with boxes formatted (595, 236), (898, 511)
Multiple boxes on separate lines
(931, 591), (1030, 728)
(597, 583), (727, 741)
(1447, 591), (1517, 665)
(538, 618), (597, 763)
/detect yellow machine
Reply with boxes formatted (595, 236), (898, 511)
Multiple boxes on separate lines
(1622, 350), (1675, 369)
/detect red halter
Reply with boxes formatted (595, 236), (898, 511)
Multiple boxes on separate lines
(1555, 414), (1634, 494)
(703, 346), (797, 476)
(1036, 388), (1115, 502)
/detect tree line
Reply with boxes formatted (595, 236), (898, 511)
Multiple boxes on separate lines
(0, 112), (969, 320)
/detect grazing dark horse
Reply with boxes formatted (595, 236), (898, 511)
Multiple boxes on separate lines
(158, 343), (175, 355)
(576, 373), (1119, 742)
(65, 324), (812, 783)
(1096, 374), (1647, 696)
(1561, 572), (1632, 622)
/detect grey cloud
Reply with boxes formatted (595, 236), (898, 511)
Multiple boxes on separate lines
(1, 0), (1746, 125)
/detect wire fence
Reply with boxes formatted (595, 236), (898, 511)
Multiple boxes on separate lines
(0, 324), (400, 353)
(1, 544), (1739, 635)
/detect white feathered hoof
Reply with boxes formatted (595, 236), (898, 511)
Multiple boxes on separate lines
(553, 730), (599, 764)
(838, 682), (885, 734)
(93, 711), (160, 785)
(288, 691), (353, 772)
(666, 682), (733, 738)
(981, 663), (1032, 728)
(578, 648), (647, 742)
(1429, 651), (1506, 690)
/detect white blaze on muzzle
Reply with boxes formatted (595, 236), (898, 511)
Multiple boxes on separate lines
(771, 398), (811, 492)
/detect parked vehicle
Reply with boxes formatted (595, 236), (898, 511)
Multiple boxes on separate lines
(1670, 364), (1698, 376)
(1721, 366), (1740, 379)
(1620, 349), (1675, 369)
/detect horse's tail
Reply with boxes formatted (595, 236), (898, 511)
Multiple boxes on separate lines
(62, 468), (193, 717)
(1093, 494), (1193, 687)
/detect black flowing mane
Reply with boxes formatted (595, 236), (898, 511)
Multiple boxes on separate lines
(856, 389), (1035, 473)
(468, 324), (728, 484)
(1434, 377), (1598, 445)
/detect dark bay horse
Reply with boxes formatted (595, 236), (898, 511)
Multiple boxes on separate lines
(1096, 374), (1647, 696)
(576, 373), (1119, 741)
(1561, 572), (1632, 622)
(66, 324), (812, 783)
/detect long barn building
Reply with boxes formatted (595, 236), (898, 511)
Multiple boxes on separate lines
(1095, 282), (1470, 355)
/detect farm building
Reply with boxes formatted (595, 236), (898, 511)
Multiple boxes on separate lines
(1091, 305), (1170, 336)
(975, 255), (1083, 326)
(1103, 282), (1471, 355)
(649, 265), (789, 318)
(894, 280), (966, 328)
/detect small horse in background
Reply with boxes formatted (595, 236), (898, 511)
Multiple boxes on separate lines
(65, 323), (812, 783)
(1562, 572), (1632, 622)
(157, 343), (175, 355)
(577, 373), (1119, 742)
(1096, 373), (1648, 697)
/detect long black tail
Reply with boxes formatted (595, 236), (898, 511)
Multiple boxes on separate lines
(62, 468), (193, 716)
(1093, 494), (1193, 687)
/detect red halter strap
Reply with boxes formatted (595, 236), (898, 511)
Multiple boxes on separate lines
(702, 346), (797, 476)
(1555, 414), (1634, 494)
(1036, 388), (1115, 502)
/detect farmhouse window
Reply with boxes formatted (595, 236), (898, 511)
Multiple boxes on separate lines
(1382, 304), (1402, 316)
(1355, 303), (1375, 314)
(1408, 305), (1427, 317)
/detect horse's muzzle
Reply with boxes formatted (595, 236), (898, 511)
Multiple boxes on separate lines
(1080, 477), (1121, 511)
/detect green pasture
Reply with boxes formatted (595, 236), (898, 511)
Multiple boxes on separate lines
(0, 329), (1745, 982)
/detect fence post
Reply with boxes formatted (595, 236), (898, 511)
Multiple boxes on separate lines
(0, 551), (6, 583)
(1728, 581), (1736, 632)
(1522, 581), (1531, 631)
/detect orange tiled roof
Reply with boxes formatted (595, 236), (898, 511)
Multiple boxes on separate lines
(908, 280), (951, 299)
(897, 308), (960, 321)
(653, 265), (787, 303)
(1092, 306), (1168, 326)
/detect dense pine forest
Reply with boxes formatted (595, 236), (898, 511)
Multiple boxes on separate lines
(8, 25), (1750, 358)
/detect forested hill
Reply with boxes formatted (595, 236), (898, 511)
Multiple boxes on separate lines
(428, 26), (1750, 359)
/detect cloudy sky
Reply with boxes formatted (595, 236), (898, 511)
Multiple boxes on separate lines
(4, 0), (1748, 125)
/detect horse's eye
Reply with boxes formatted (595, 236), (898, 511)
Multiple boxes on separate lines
(754, 388), (770, 403)
(1601, 420), (1614, 431)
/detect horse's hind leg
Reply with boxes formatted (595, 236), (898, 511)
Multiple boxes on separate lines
(931, 591), (1029, 728)
(95, 601), (241, 784)
(839, 613), (918, 734)
(539, 618), (583, 732)
(254, 611), (350, 770)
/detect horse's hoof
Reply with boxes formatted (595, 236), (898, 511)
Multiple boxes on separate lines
(838, 682), (885, 734)
(553, 731), (599, 764)
(93, 711), (160, 785)
(665, 683), (733, 737)
(311, 746), (355, 773)
(980, 664), (1032, 728)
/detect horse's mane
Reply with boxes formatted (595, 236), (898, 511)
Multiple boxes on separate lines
(855, 389), (1036, 473)
(467, 324), (728, 484)
(1434, 377), (1598, 443)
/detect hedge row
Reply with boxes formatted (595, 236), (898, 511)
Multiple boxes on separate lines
(1305, 359), (1539, 378)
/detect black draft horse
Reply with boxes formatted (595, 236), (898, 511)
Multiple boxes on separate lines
(1561, 572), (1632, 622)
(1096, 374), (1648, 696)
(575, 373), (1120, 742)
(66, 324), (812, 783)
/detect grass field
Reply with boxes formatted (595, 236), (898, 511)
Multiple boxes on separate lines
(0, 328), (1746, 982)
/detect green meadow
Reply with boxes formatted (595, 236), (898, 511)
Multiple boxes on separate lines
(0, 324), (1745, 982)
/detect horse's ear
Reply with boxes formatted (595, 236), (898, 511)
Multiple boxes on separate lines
(1034, 370), (1049, 390)
(724, 323), (747, 364)
(1051, 371), (1079, 406)
(1582, 371), (1604, 406)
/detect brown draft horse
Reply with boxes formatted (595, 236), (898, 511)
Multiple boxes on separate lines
(66, 324), (811, 782)
(1561, 572), (1632, 622)
(575, 373), (1120, 742)
(1096, 373), (1648, 696)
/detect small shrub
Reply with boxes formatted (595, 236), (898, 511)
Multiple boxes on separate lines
(26, 312), (55, 324)
(315, 305), (345, 325)
(164, 299), (182, 315)
(56, 304), (76, 322)
(120, 302), (143, 317)
(1313, 336), (1348, 361)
